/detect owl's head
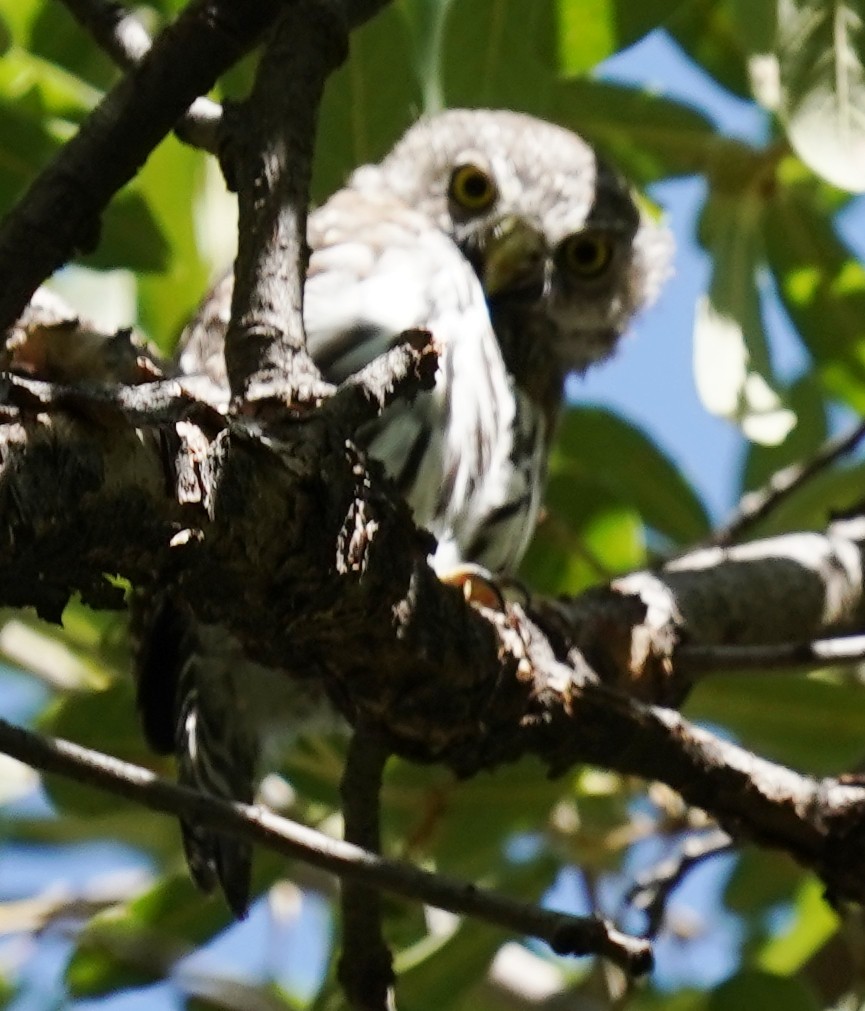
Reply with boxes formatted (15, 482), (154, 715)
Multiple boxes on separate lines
(350, 109), (672, 374)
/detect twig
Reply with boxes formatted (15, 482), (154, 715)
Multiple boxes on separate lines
(0, 0), (284, 334)
(709, 419), (865, 548)
(676, 633), (865, 677)
(626, 828), (733, 937)
(58, 0), (223, 152)
(339, 726), (394, 1011)
(0, 717), (652, 974)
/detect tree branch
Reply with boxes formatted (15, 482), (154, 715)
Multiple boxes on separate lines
(58, 0), (223, 152)
(220, 0), (347, 406)
(707, 418), (865, 548)
(0, 716), (652, 974)
(339, 726), (394, 1011)
(0, 0), (286, 332)
(626, 828), (733, 937)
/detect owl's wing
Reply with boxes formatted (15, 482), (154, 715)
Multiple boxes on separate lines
(304, 188), (486, 381)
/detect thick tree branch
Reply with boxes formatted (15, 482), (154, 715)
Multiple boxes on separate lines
(1, 372), (865, 901)
(0, 717), (651, 974)
(0, 0), (287, 333)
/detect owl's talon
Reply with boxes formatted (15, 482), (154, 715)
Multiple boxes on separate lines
(438, 564), (505, 610)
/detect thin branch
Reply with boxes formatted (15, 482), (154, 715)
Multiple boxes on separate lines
(708, 419), (865, 548)
(676, 633), (865, 677)
(0, 717), (652, 974)
(58, 0), (223, 152)
(339, 726), (394, 1011)
(0, 0), (285, 333)
(626, 828), (733, 937)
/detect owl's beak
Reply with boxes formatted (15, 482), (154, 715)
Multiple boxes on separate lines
(481, 216), (547, 298)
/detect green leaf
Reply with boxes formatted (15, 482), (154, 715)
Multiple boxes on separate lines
(740, 373), (828, 493)
(67, 875), (235, 997)
(725, 849), (802, 916)
(555, 0), (687, 75)
(757, 876), (839, 974)
(667, 0), (754, 100)
(38, 680), (162, 816)
(550, 406), (710, 542)
(25, 1), (118, 91)
(81, 189), (170, 273)
(685, 671), (865, 774)
(777, 0), (865, 191)
(551, 79), (742, 184)
(695, 188), (795, 445)
(708, 970), (820, 1011)
(442, 0), (558, 111)
(313, 5), (421, 203)
(134, 137), (213, 350)
(397, 0), (455, 111)
(765, 178), (865, 409)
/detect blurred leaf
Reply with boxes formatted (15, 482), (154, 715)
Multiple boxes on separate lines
(777, 0), (865, 191)
(82, 190), (170, 273)
(757, 876), (839, 975)
(398, 0), (455, 111)
(521, 480), (644, 595)
(628, 991), (709, 1011)
(555, 0), (687, 75)
(740, 373), (828, 493)
(67, 874), (234, 997)
(667, 0), (753, 99)
(765, 179), (865, 410)
(685, 672), (865, 774)
(38, 680), (159, 816)
(134, 137), (212, 350)
(443, 0), (736, 185)
(695, 188), (795, 444)
(313, 5), (421, 203)
(551, 406), (710, 542)
(708, 970), (820, 1011)
(725, 848), (802, 916)
(384, 757), (564, 880)
(442, 0), (558, 110)
(742, 460), (865, 537)
(27, 2), (118, 91)
(397, 863), (557, 1008)
(553, 79), (747, 184)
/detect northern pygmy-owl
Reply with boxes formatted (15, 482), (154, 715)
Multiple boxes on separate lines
(136, 109), (671, 915)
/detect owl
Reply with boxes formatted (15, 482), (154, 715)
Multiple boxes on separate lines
(136, 109), (671, 915)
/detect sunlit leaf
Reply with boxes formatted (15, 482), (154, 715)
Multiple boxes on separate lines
(765, 176), (865, 409)
(551, 406), (710, 542)
(555, 0), (687, 75)
(757, 876), (839, 974)
(777, 0), (865, 191)
(695, 189), (795, 444)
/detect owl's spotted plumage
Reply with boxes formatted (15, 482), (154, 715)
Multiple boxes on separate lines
(137, 109), (671, 914)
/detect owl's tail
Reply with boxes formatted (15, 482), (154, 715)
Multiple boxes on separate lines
(134, 593), (256, 918)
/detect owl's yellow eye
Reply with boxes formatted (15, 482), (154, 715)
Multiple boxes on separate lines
(448, 164), (497, 213)
(560, 232), (614, 278)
